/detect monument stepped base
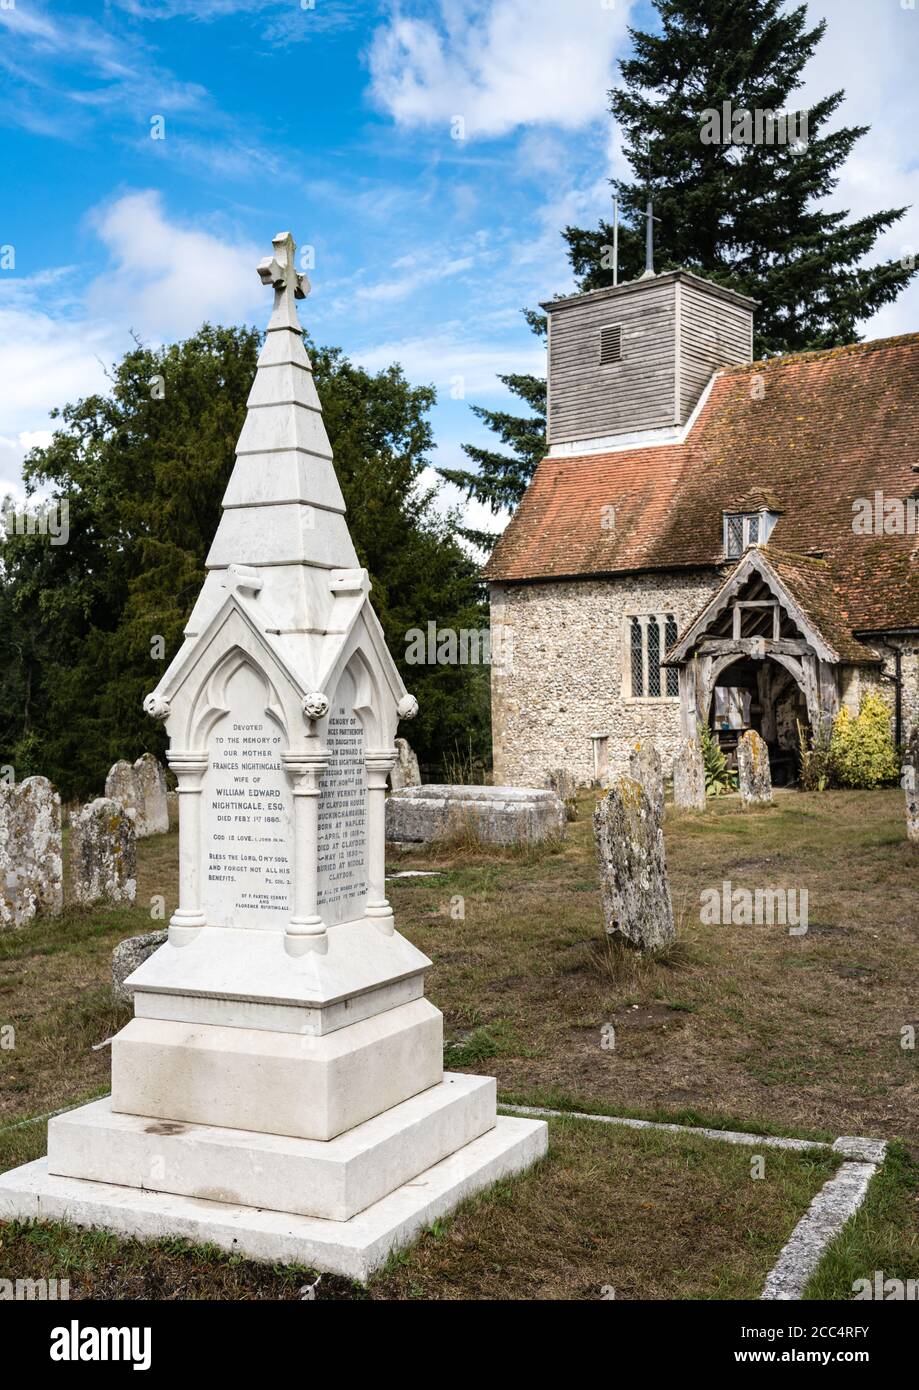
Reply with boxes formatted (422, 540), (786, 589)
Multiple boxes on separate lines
(0, 1111), (547, 1283)
(48, 1075), (498, 1221)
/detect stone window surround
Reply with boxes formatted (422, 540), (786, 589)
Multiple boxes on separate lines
(621, 613), (680, 703)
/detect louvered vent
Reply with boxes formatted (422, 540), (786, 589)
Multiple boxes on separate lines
(599, 323), (622, 365)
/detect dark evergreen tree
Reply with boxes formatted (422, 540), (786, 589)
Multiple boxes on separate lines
(0, 326), (488, 798)
(438, 311), (547, 548)
(565, 0), (916, 356)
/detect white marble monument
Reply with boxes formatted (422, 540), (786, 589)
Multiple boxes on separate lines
(0, 233), (546, 1280)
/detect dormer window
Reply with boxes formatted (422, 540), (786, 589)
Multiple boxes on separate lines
(723, 509), (777, 559)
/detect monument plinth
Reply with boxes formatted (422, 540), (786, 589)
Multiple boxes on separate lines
(0, 233), (546, 1280)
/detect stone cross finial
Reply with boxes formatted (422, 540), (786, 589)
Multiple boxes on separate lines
(257, 231), (310, 331)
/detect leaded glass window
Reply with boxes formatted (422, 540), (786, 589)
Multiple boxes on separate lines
(726, 515), (744, 557)
(665, 615), (679, 696)
(647, 617), (661, 697)
(630, 618), (643, 697)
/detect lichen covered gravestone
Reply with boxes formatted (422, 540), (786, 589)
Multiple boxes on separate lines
(0, 231), (547, 1282)
(593, 776), (675, 951)
(737, 729), (773, 806)
(389, 737), (421, 791)
(545, 767), (578, 820)
(105, 760), (142, 831)
(70, 798), (137, 906)
(672, 737), (706, 811)
(134, 753), (169, 835)
(629, 740), (665, 820)
(0, 776), (63, 928)
(904, 730), (919, 844)
(112, 930), (169, 1005)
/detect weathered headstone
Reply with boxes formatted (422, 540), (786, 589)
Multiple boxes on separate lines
(0, 232), (546, 1280)
(593, 776), (675, 951)
(133, 753), (169, 835)
(387, 784), (566, 846)
(545, 767), (578, 820)
(904, 730), (919, 844)
(672, 737), (706, 811)
(737, 729), (773, 806)
(629, 740), (664, 821)
(112, 930), (169, 1005)
(389, 737), (421, 791)
(69, 798), (137, 906)
(105, 760), (143, 834)
(0, 777), (63, 928)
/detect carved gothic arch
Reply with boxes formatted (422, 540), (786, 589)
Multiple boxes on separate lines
(188, 644), (289, 751)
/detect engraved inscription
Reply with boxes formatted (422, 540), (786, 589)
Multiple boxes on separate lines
(202, 667), (292, 929)
(317, 704), (367, 926)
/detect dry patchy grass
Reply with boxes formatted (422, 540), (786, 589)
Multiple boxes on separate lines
(0, 1112), (838, 1301)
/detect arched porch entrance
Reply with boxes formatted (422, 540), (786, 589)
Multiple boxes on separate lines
(703, 653), (812, 786)
(665, 548), (846, 786)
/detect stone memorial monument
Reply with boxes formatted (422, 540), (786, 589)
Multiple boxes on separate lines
(594, 776), (675, 952)
(69, 797), (137, 906)
(0, 233), (546, 1279)
(628, 739), (665, 821)
(672, 737), (706, 811)
(737, 728), (773, 806)
(904, 730), (918, 845)
(134, 752), (170, 835)
(0, 776), (63, 928)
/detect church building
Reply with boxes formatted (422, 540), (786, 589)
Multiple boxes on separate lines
(483, 268), (919, 787)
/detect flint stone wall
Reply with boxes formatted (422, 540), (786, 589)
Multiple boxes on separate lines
(387, 784), (566, 847)
(489, 572), (721, 789)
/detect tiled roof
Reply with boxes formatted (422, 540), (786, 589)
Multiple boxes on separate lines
(484, 333), (919, 636)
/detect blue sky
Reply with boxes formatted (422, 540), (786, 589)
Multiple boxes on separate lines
(1, 0), (917, 538)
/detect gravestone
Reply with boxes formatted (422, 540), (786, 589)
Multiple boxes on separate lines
(593, 776), (675, 951)
(737, 729), (773, 806)
(112, 930), (169, 1006)
(105, 760), (143, 833)
(389, 737), (421, 791)
(0, 232), (547, 1281)
(629, 739), (664, 820)
(545, 767), (578, 820)
(387, 784), (566, 846)
(69, 798), (137, 906)
(904, 731), (919, 844)
(673, 737), (706, 811)
(0, 776), (63, 928)
(134, 753), (169, 835)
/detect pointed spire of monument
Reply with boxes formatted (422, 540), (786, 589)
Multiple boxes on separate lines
(203, 230), (358, 578)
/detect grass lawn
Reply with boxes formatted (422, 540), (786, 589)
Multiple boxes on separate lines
(0, 787), (916, 1298)
(0, 1110), (840, 1300)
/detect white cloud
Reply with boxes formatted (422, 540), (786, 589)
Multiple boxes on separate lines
(85, 192), (263, 340)
(369, 0), (634, 138)
(0, 194), (267, 492)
